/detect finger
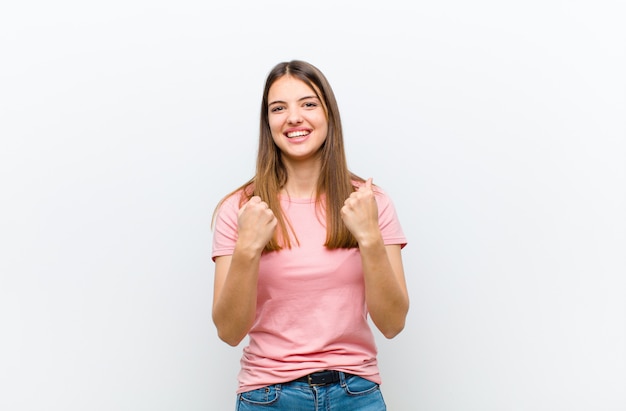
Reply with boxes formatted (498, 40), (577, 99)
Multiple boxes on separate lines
(359, 177), (373, 192)
(248, 196), (262, 205)
(239, 196), (260, 215)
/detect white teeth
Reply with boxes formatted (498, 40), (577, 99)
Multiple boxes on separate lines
(287, 130), (309, 138)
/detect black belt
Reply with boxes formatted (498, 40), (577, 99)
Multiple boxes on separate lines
(294, 370), (349, 386)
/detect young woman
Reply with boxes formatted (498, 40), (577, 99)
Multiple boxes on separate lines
(211, 60), (409, 410)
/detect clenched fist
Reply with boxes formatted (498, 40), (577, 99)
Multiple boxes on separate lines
(237, 196), (277, 252)
(341, 178), (380, 244)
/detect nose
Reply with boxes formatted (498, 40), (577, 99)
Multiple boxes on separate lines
(287, 108), (303, 124)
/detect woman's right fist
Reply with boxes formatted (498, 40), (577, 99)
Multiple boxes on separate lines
(236, 196), (277, 251)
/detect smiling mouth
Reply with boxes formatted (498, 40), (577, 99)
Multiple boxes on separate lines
(286, 130), (310, 138)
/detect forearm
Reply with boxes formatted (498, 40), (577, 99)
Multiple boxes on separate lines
(359, 238), (409, 339)
(212, 247), (262, 346)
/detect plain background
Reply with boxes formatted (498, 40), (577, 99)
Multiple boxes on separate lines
(1, 1), (624, 410)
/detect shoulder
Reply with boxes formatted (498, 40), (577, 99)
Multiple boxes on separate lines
(218, 186), (252, 210)
(222, 189), (246, 207)
(213, 189), (248, 225)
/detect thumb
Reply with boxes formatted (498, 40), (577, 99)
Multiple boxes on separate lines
(239, 196), (258, 214)
(360, 177), (373, 191)
(365, 177), (373, 190)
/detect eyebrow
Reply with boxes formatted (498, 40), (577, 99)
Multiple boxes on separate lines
(268, 95), (320, 106)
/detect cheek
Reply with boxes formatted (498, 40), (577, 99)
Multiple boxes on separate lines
(318, 113), (329, 131)
(268, 118), (281, 134)
(318, 119), (329, 138)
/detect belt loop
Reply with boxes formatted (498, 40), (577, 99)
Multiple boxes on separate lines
(338, 371), (347, 386)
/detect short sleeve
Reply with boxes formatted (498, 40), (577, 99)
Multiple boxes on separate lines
(211, 193), (241, 261)
(375, 187), (407, 248)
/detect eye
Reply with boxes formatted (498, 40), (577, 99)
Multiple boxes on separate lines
(303, 101), (318, 108)
(270, 106), (285, 113)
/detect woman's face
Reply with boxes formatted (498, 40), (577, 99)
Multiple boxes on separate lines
(267, 75), (328, 164)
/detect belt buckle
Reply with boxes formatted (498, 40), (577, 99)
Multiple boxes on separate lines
(307, 374), (324, 386)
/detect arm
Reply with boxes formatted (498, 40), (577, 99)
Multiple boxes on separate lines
(212, 196), (277, 346)
(359, 241), (409, 339)
(341, 179), (409, 338)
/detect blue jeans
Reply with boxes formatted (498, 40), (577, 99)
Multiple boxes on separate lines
(236, 372), (386, 410)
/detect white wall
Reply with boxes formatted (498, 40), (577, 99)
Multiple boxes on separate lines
(1, 1), (624, 410)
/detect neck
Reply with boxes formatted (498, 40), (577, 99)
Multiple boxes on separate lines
(282, 158), (321, 199)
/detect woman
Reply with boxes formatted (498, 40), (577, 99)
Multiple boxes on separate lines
(211, 60), (409, 410)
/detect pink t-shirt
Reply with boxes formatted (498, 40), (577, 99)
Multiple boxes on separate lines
(212, 185), (407, 393)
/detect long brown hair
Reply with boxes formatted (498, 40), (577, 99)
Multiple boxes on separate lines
(213, 60), (363, 251)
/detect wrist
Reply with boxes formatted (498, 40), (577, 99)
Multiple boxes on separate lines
(356, 232), (384, 249)
(233, 240), (265, 259)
